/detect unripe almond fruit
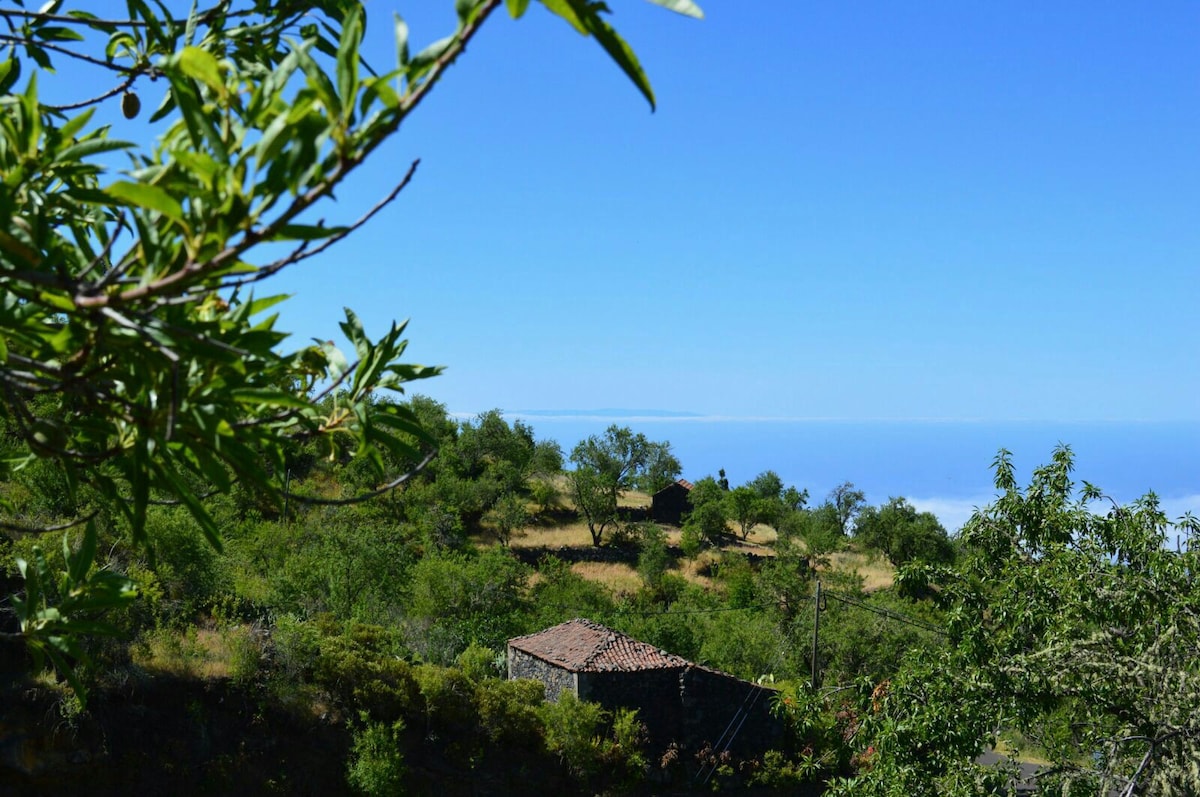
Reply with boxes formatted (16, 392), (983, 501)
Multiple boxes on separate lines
(121, 91), (141, 119)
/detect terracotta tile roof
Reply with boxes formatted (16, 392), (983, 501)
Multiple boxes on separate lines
(508, 618), (691, 673)
(652, 478), (692, 497)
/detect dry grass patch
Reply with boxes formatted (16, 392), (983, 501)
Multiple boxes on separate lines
(744, 524), (779, 547)
(826, 550), (895, 591)
(571, 562), (642, 596)
(509, 520), (596, 549)
(618, 489), (651, 508)
(676, 552), (718, 590)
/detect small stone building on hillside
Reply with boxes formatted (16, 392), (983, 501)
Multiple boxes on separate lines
(650, 478), (693, 525)
(507, 618), (782, 758)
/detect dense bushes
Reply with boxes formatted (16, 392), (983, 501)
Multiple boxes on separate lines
(2, 394), (965, 794)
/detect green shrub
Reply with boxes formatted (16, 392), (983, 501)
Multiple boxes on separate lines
(474, 678), (545, 748)
(610, 707), (649, 782)
(528, 555), (615, 630)
(538, 694), (649, 789)
(455, 641), (501, 682)
(404, 548), (529, 663)
(315, 624), (419, 723)
(271, 613), (322, 682)
(636, 523), (670, 588)
(413, 664), (477, 734)
(222, 625), (263, 686)
(346, 718), (407, 796)
(539, 691), (609, 779)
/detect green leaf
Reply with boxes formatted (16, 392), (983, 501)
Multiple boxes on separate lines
(335, 6), (364, 119)
(230, 388), (311, 410)
(318, 339), (350, 382)
(34, 26), (86, 43)
(456, 0), (479, 21)
(273, 223), (349, 241)
(0, 58), (22, 96)
(408, 35), (456, 75)
(54, 138), (134, 163)
(540, 0), (589, 35)
(506, 0), (533, 18)
(66, 521), (98, 586)
(245, 294), (289, 317)
(106, 31), (137, 62)
(167, 73), (229, 161)
(177, 46), (226, 97)
(296, 40), (341, 117)
(394, 12), (410, 67)
(151, 458), (223, 552)
(645, 0), (704, 19)
(106, 180), (184, 223)
(579, 6), (657, 110)
(56, 106), (95, 141)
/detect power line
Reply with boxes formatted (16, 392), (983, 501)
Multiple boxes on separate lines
(823, 589), (947, 636)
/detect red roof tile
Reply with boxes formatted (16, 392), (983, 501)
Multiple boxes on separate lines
(508, 618), (691, 673)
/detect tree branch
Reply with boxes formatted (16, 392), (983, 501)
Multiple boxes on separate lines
(71, 0), (504, 309)
(0, 512), (98, 536)
(288, 449), (437, 506)
(218, 159), (421, 291)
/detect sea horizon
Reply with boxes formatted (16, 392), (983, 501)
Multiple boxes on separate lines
(455, 410), (1200, 534)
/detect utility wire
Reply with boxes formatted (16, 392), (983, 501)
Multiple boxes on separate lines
(540, 587), (946, 632)
(823, 589), (947, 636)
(542, 600), (799, 618)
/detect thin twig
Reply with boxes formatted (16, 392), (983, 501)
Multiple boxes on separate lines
(0, 9), (150, 27)
(219, 160), (420, 290)
(0, 511), (98, 536)
(76, 212), (128, 282)
(45, 71), (144, 112)
(0, 34), (128, 72)
(288, 449), (437, 506)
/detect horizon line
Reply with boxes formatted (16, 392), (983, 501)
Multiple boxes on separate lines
(448, 410), (1199, 425)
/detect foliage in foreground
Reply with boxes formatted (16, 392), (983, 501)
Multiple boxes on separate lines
(831, 447), (1200, 796)
(0, 0), (701, 695)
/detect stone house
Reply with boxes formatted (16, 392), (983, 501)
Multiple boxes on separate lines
(507, 618), (782, 758)
(650, 478), (693, 525)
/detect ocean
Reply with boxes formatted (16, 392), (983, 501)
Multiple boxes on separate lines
(509, 415), (1200, 533)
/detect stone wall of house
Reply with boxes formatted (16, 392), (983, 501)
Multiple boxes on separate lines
(507, 646), (785, 760)
(507, 648), (575, 701)
(578, 668), (686, 752)
(679, 666), (784, 758)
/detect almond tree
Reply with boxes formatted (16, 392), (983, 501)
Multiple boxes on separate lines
(829, 447), (1200, 796)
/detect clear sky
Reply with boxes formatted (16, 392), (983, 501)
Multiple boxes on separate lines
(214, 3), (1200, 419)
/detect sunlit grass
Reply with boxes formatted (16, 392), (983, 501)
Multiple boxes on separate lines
(133, 625), (261, 682)
(825, 549), (895, 591)
(509, 520), (596, 548)
(570, 562), (642, 596)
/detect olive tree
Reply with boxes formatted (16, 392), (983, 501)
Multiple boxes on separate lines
(568, 424), (680, 546)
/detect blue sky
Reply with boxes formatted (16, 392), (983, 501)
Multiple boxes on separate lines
(100, 2), (1200, 420)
